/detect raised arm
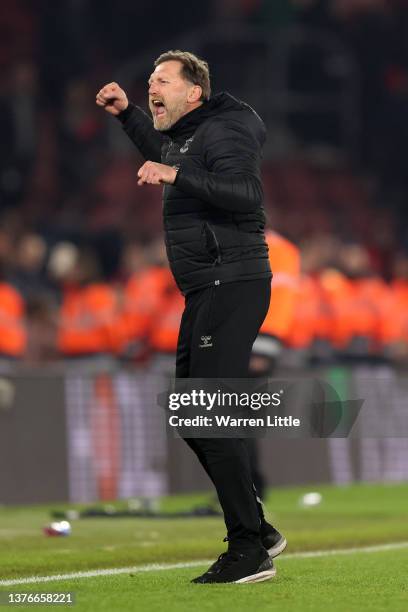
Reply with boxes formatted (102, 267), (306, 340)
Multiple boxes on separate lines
(96, 82), (164, 162)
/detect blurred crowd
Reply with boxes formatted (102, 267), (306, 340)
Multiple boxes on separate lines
(1, 1), (408, 363)
(1, 224), (408, 365)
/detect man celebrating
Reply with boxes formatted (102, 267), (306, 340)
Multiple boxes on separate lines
(96, 50), (285, 584)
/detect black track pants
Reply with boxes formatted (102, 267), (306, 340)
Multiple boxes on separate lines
(175, 278), (271, 548)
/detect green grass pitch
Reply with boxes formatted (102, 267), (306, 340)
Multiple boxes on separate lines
(0, 483), (407, 611)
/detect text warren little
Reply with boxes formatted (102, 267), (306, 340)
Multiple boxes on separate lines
(169, 415), (301, 427)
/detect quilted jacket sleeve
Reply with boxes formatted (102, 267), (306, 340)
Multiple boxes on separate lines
(174, 118), (265, 213)
(117, 103), (164, 162)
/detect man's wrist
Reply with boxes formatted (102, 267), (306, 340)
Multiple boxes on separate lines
(116, 102), (134, 124)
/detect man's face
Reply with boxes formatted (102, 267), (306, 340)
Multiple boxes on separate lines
(148, 60), (197, 131)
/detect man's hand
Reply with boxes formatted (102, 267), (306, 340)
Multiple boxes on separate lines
(96, 82), (128, 116)
(137, 161), (177, 186)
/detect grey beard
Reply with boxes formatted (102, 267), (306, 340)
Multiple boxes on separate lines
(155, 122), (174, 131)
(154, 117), (176, 131)
(153, 106), (184, 131)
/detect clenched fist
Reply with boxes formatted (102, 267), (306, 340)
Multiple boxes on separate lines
(137, 161), (178, 186)
(96, 82), (128, 116)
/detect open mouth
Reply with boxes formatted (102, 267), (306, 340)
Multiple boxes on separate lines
(151, 99), (166, 117)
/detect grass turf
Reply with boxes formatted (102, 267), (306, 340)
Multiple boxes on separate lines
(0, 483), (407, 611)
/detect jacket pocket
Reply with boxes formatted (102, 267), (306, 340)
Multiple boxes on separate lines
(202, 222), (222, 266)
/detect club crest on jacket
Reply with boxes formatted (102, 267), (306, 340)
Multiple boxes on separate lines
(180, 137), (194, 153)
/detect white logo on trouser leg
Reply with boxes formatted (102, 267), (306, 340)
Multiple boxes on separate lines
(199, 335), (213, 348)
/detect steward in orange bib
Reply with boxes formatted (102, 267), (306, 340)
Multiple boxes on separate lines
(0, 282), (26, 358)
(251, 230), (300, 372)
(114, 264), (175, 359)
(54, 247), (119, 357)
(148, 277), (184, 355)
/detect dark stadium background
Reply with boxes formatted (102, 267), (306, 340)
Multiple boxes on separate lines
(1, 0), (408, 505)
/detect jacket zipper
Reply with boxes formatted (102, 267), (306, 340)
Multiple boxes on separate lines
(205, 222), (222, 266)
(164, 140), (174, 161)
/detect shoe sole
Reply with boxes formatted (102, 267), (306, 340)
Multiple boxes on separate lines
(266, 536), (287, 559)
(235, 566), (277, 584)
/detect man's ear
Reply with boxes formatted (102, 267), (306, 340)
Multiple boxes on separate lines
(188, 84), (202, 103)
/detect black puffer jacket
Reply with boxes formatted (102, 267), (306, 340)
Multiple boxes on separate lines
(118, 92), (271, 295)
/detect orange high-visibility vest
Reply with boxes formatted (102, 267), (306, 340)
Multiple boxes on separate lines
(379, 279), (408, 344)
(317, 269), (355, 348)
(113, 266), (174, 354)
(58, 283), (118, 355)
(352, 277), (393, 346)
(0, 283), (26, 357)
(318, 272), (393, 349)
(286, 275), (322, 349)
(259, 231), (300, 342)
(149, 284), (184, 353)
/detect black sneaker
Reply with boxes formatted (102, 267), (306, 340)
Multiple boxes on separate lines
(261, 523), (287, 559)
(192, 547), (276, 584)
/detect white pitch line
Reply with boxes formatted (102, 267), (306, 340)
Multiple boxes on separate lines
(1, 541), (408, 587)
